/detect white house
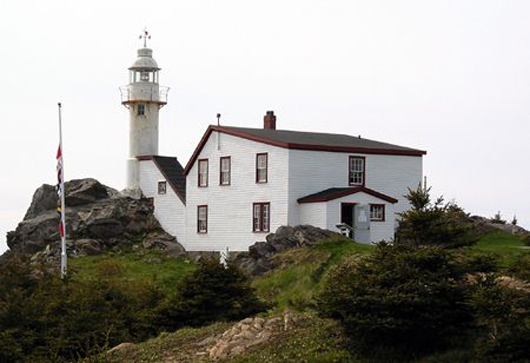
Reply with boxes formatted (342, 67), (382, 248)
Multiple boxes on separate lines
(121, 39), (426, 252)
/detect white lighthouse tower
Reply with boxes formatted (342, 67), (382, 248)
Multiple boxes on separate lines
(120, 30), (169, 195)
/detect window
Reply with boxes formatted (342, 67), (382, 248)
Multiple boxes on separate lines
(256, 153), (268, 183)
(140, 71), (150, 82)
(349, 156), (365, 186)
(370, 204), (385, 221)
(220, 157), (231, 185)
(198, 159), (208, 187)
(253, 203), (270, 232)
(137, 104), (145, 116)
(197, 205), (208, 233)
(157, 181), (167, 195)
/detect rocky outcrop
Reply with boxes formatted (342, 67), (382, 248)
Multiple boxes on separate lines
(206, 313), (299, 361)
(233, 225), (338, 277)
(5, 178), (184, 264)
(470, 215), (530, 240)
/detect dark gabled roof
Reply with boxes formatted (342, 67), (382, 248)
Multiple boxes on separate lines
(297, 186), (398, 204)
(184, 125), (426, 175)
(137, 155), (186, 204)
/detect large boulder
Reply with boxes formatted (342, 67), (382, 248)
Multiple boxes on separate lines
(4, 178), (185, 262)
(234, 225), (338, 277)
(23, 178), (118, 220)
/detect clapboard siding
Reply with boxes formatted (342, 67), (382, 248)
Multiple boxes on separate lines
(185, 132), (290, 251)
(299, 202), (327, 229)
(288, 149), (422, 226)
(139, 160), (186, 243)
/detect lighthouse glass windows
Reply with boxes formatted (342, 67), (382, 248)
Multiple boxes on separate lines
(140, 71), (149, 82)
(349, 156), (365, 186)
(137, 104), (145, 116)
(198, 159), (208, 187)
(130, 70), (159, 83)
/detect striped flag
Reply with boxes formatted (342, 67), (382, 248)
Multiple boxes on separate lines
(56, 145), (65, 238)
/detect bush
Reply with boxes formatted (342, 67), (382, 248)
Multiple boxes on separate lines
(0, 258), (166, 362)
(471, 276), (530, 361)
(316, 242), (474, 357)
(396, 186), (478, 248)
(491, 211), (506, 225)
(158, 258), (267, 331)
(507, 254), (530, 282)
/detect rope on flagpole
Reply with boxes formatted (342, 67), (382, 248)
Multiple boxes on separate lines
(58, 102), (67, 279)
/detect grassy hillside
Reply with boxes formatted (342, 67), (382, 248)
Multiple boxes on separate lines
(468, 230), (528, 267)
(82, 230), (528, 362)
(252, 236), (373, 312)
(70, 251), (196, 292)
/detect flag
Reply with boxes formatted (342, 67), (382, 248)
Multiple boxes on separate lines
(56, 145), (64, 238)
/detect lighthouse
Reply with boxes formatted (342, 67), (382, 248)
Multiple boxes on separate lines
(120, 30), (169, 195)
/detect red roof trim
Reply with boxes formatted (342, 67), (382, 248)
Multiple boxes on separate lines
(184, 126), (426, 175)
(297, 187), (398, 204)
(137, 156), (186, 204)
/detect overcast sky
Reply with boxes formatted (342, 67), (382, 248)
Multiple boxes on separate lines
(1, 0), (529, 253)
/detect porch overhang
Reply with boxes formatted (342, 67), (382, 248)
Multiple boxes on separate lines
(297, 186), (398, 204)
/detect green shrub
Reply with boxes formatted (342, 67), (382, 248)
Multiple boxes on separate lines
(316, 242), (474, 357)
(0, 258), (166, 362)
(507, 254), (530, 282)
(471, 275), (530, 361)
(491, 211), (506, 225)
(158, 258), (268, 331)
(396, 186), (478, 248)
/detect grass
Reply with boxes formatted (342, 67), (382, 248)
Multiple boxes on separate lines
(468, 230), (529, 268)
(252, 237), (374, 312)
(70, 250), (196, 292)
(94, 321), (233, 362)
(232, 315), (358, 363)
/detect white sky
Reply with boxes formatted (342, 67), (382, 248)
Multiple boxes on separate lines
(1, 0), (529, 253)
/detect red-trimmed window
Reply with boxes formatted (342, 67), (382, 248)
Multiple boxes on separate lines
(158, 181), (167, 195)
(256, 153), (268, 183)
(253, 203), (270, 232)
(197, 205), (208, 233)
(220, 157), (231, 185)
(370, 204), (385, 221)
(349, 156), (365, 186)
(198, 159), (208, 187)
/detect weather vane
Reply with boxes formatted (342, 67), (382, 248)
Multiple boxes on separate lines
(139, 28), (151, 48)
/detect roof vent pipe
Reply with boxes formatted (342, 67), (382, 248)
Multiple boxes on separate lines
(264, 111), (276, 130)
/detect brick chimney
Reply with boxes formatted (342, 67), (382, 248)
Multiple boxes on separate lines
(263, 111), (276, 130)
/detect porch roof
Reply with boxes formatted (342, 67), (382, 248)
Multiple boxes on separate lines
(297, 186), (398, 204)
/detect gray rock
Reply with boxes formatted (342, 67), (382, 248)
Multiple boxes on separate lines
(24, 184), (58, 220)
(233, 225), (338, 277)
(3, 178), (186, 265)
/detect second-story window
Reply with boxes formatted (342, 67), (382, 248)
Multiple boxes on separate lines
(198, 159), (208, 187)
(220, 157), (231, 185)
(349, 156), (365, 186)
(157, 181), (167, 195)
(137, 104), (145, 116)
(256, 153), (268, 183)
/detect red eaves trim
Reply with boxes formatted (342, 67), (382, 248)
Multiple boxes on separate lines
(298, 186), (398, 204)
(137, 155), (186, 205)
(184, 126), (426, 175)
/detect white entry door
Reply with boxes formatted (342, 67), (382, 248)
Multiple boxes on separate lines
(354, 204), (371, 244)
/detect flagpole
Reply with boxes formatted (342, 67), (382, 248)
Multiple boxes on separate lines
(58, 102), (67, 279)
